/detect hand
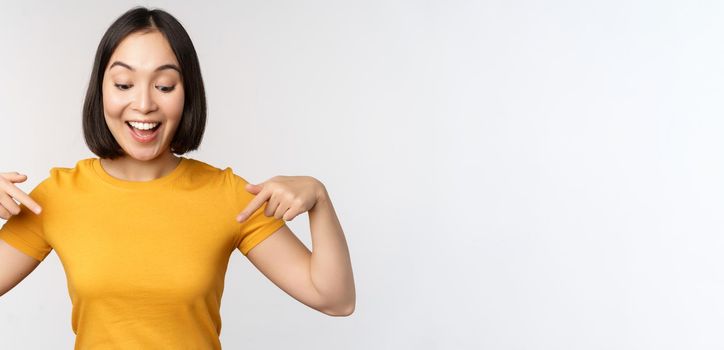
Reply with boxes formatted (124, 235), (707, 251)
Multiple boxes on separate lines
(236, 175), (326, 223)
(0, 172), (42, 220)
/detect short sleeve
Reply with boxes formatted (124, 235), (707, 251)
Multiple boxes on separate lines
(0, 181), (52, 262)
(229, 171), (286, 256)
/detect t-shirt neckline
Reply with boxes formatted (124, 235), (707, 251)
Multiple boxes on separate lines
(91, 157), (190, 189)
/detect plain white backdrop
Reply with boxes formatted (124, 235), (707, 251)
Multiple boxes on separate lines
(1, 0), (723, 349)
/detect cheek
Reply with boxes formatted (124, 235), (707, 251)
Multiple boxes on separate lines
(162, 91), (185, 122)
(101, 86), (126, 118)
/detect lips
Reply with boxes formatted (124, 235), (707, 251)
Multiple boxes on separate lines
(126, 120), (162, 124)
(125, 121), (162, 129)
(126, 121), (162, 143)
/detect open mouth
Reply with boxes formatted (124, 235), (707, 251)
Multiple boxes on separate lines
(126, 121), (162, 131)
(126, 121), (162, 142)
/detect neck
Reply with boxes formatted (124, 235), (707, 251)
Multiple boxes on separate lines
(100, 151), (181, 182)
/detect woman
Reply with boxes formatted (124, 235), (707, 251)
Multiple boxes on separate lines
(0, 6), (355, 349)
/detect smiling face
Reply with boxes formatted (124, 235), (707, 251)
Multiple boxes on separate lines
(102, 30), (185, 161)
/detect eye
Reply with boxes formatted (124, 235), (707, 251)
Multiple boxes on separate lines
(156, 85), (175, 93)
(114, 83), (132, 91)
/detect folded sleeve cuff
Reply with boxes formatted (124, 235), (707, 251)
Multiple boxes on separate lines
(238, 220), (286, 256)
(0, 228), (50, 262)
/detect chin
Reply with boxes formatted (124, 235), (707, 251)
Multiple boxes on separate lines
(121, 146), (166, 161)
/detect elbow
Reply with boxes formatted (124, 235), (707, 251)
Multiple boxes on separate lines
(312, 282), (356, 316)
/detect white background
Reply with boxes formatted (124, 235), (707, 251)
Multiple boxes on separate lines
(1, 0), (723, 349)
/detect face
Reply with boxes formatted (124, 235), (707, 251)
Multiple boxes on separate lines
(102, 30), (184, 161)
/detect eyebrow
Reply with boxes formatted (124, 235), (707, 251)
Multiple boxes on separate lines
(109, 61), (181, 74)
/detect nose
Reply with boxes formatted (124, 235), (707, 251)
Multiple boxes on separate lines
(132, 84), (158, 114)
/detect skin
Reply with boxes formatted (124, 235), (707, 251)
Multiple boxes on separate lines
(99, 30), (184, 181)
(240, 176), (356, 316)
(1, 29), (355, 316)
(0, 172), (42, 297)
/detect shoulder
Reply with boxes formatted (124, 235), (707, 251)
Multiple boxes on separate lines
(179, 157), (251, 188)
(13, 158), (94, 202)
(36, 158), (96, 192)
(48, 158), (92, 178)
(182, 158), (260, 202)
(180, 159), (254, 207)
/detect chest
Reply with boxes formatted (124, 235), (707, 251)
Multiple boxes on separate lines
(42, 190), (239, 299)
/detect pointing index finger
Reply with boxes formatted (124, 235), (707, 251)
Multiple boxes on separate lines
(5, 185), (42, 214)
(236, 188), (271, 223)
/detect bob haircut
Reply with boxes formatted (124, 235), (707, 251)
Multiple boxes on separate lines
(83, 6), (206, 159)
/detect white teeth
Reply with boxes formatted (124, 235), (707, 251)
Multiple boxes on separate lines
(128, 121), (159, 130)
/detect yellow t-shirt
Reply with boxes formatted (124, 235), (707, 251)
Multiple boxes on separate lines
(0, 157), (286, 349)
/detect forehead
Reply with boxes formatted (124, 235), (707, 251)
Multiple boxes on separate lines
(107, 31), (179, 72)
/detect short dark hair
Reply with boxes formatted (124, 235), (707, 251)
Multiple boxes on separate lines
(83, 6), (206, 159)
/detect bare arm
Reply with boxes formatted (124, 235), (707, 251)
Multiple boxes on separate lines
(0, 171), (44, 297)
(0, 239), (41, 297)
(246, 186), (355, 316)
